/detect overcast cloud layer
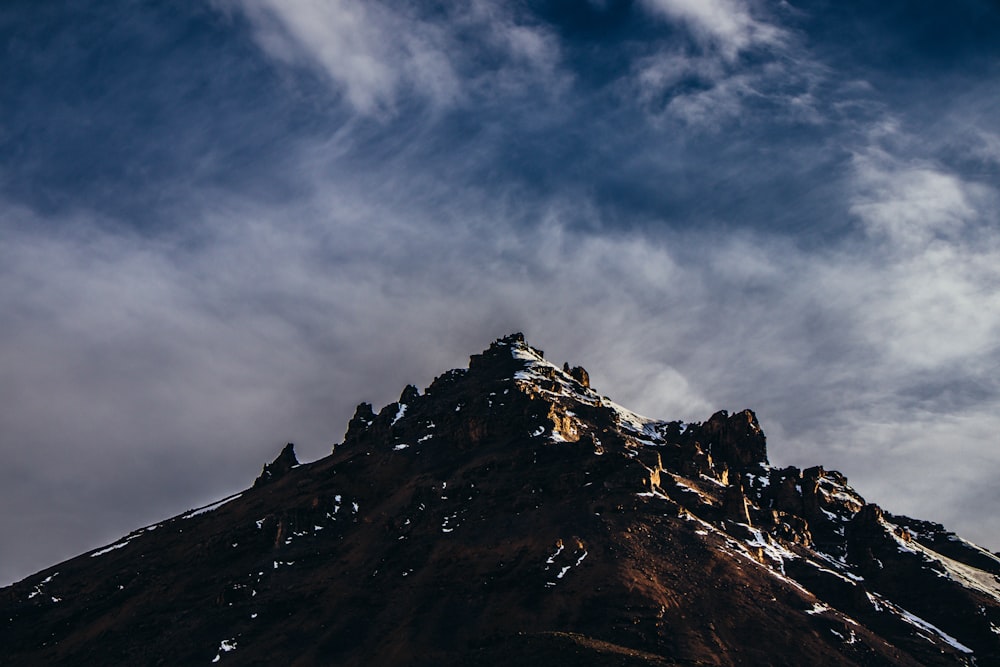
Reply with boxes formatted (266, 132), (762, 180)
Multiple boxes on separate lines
(2, 0), (1000, 585)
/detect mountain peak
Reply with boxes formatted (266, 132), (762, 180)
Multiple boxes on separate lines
(3, 334), (999, 666)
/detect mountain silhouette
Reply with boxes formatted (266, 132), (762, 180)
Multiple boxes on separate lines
(3, 334), (998, 665)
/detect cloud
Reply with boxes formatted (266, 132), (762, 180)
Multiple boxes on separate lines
(639, 0), (785, 59)
(222, 0), (456, 114)
(4, 136), (1000, 586)
(965, 128), (1000, 167)
(850, 149), (981, 247)
(845, 147), (1000, 369)
(222, 0), (564, 115)
(627, 9), (825, 131)
(628, 55), (828, 133)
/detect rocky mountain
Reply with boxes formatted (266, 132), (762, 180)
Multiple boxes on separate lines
(3, 334), (999, 666)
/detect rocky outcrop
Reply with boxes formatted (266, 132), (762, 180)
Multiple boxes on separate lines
(343, 402), (376, 445)
(723, 481), (751, 524)
(687, 409), (768, 472)
(253, 442), (299, 487)
(399, 384), (420, 406)
(563, 363), (590, 388)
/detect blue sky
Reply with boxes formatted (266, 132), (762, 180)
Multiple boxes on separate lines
(2, 0), (1000, 584)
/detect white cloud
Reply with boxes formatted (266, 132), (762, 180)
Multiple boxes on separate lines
(845, 148), (1000, 369)
(223, 0), (563, 115)
(227, 0), (456, 114)
(860, 243), (1000, 369)
(639, 0), (784, 59)
(967, 128), (1000, 167)
(850, 149), (980, 247)
(629, 26), (825, 129)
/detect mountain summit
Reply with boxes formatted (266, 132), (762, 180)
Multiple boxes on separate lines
(3, 334), (999, 665)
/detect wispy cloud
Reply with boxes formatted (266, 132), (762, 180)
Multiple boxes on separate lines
(850, 150), (982, 247)
(846, 145), (1000, 371)
(627, 2), (826, 131)
(639, 0), (785, 59)
(222, 0), (565, 115)
(223, 0), (458, 114)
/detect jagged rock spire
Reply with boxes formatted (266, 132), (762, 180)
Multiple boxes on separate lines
(696, 409), (768, 471)
(253, 442), (299, 487)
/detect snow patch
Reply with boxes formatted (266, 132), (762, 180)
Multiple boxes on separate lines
(182, 493), (243, 520)
(806, 551), (866, 583)
(744, 526), (798, 575)
(603, 399), (662, 442)
(391, 403), (407, 426)
(211, 639), (237, 663)
(636, 489), (670, 501)
(699, 474), (727, 488)
(669, 474), (707, 499)
(868, 592), (973, 653)
(820, 508), (840, 522)
(441, 511), (460, 533)
(510, 344), (601, 408)
(806, 602), (832, 615)
(905, 536), (1000, 602)
(26, 573), (60, 602)
(717, 539), (812, 597)
(90, 539), (134, 557)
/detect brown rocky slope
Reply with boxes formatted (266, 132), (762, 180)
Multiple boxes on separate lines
(2, 334), (999, 666)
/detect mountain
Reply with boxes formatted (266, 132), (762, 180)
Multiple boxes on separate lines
(3, 334), (999, 666)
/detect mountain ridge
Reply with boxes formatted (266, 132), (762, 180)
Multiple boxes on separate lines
(2, 333), (999, 666)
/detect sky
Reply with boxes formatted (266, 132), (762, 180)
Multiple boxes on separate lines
(2, 0), (1000, 585)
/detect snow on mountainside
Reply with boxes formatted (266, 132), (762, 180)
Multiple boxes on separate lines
(2, 333), (999, 666)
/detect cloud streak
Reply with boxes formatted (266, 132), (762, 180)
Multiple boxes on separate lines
(223, 0), (565, 115)
(639, 0), (785, 59)
(228, 0), (456, 114)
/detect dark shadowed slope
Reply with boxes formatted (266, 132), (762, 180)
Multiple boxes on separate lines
(2, 334), (998, 666)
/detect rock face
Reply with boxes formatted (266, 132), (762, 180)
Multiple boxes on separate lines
(563, 362), (590, 388)
(252, 443), (298, 487)
(695, 408), (768, 472)
(2, 334), (999, 666)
